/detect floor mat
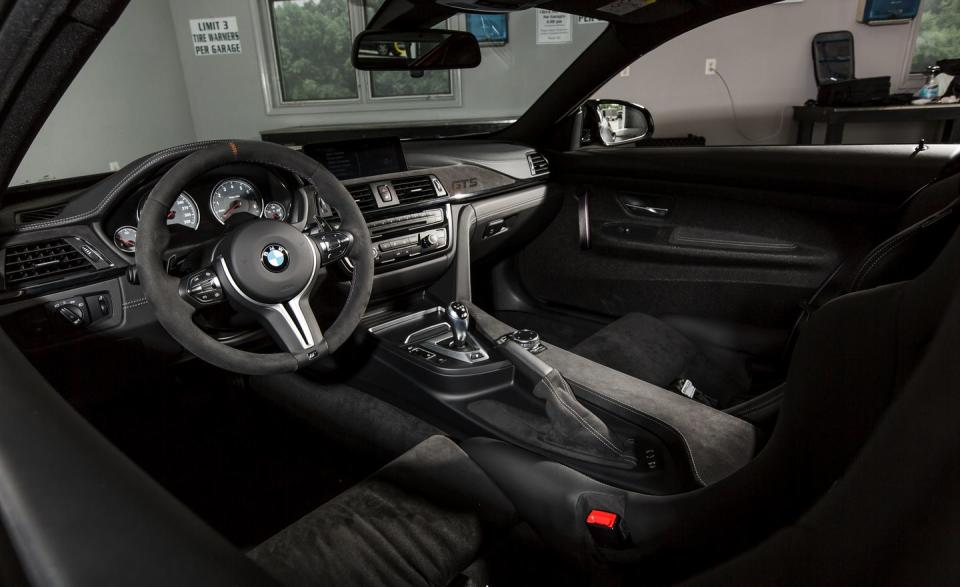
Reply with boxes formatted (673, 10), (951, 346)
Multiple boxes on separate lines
(494, 310), (603, 349)
(73, 363), (383, 549)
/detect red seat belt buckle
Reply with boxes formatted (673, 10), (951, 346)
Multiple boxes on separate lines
(585, 508), (629, 549)
(586, 509), (619, 529)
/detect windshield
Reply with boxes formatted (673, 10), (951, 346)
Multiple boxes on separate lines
(12, 1), (604, 186)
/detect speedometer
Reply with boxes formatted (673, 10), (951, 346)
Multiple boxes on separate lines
(137, 191), (199, 230)
(210, 178), (262, 224)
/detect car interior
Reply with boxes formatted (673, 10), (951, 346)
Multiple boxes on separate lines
(0, 0), (958, 585)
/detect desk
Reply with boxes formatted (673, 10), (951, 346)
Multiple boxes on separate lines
(793, 103), (960, 145)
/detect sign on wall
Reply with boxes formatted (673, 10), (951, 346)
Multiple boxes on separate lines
(189, 16), (242, 56)
(536, 9), (572, 44)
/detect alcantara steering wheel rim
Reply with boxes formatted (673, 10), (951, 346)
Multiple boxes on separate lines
(135, 140), (374, 375)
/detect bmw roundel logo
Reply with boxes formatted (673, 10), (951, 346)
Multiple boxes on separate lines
(261, 244), (290, 273)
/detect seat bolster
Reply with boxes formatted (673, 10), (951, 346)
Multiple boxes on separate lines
(249, 435), (516, 587)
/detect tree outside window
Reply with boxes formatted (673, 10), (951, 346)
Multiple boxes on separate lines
(270, 0), (357, 101)
(912, 0), (960, 73)
(268, 0), (452, 104)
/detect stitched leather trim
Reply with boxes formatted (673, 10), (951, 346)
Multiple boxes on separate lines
(851, 202), (957, 291)
(15, 140), (228, 232)
(540, 375), (626, 458)
(571, 381), (708, 486)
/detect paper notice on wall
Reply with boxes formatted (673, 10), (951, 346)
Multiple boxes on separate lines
(598, 0), (657, 16)
(190, 17), (242, 56)
(577, 16), (605, 24)
(536, 10), (572, 44)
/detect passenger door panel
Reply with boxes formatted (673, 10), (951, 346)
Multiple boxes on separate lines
(517, 145), (958, 331)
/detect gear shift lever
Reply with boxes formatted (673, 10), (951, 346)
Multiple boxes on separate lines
(446, 301), (470, 349)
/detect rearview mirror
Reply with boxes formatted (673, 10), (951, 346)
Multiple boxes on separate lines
(352, 29), (481, 71)
(584, 99), (655, 146)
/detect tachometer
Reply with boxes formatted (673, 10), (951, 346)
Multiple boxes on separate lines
(137, 191), (200, 230)
(113, 226), (138, 253)
(210, 179), (262, 224)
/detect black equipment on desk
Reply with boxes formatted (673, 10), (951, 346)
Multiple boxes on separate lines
(812, 31), (890, 107)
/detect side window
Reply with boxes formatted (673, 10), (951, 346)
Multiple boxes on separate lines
(910, 0), (960, 73)
(593, 1), (958, 147)
(261, 0), (456, 110)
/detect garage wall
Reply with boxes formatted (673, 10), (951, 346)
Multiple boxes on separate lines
(11, 0), (197, 186)
(167, 0), (603, 141)
(596, 0), (936, 145)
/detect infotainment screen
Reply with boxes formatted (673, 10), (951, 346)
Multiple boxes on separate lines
(302, 137), (407, 181)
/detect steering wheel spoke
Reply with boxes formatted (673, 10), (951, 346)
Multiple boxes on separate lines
(214, 253), (326, 357)
(252, 295), (326, 356)
(312, 230), (355, 266)
(178, 266), (225, 307)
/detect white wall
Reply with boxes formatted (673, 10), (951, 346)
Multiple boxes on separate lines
(596, 0), (937, 145)
(11, 0), (197, 185)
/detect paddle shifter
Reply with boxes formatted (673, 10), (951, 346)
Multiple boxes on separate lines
(445, 301), (470, 349)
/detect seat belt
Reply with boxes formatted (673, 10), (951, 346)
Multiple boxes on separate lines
(780, 261), (846, 365)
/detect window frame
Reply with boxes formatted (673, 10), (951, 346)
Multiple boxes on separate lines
(250, 0), (462, 115)
(897, 1), (935, 91)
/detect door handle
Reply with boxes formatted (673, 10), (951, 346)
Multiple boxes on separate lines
(576, 188), (591, 249)
(623, 203), (670, 217)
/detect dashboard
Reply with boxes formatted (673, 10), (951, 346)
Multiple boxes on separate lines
(0, 137), (552, 353)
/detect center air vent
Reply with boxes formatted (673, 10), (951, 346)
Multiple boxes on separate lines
(392, 176), (440, 205)
(325, 184), (378, 225)
(3, 238), (95, 287)
(346, 184), (378, 214)
(527, 152), (550, 176)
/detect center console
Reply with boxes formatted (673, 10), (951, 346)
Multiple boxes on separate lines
(357, 300), (759, 497)
(367, 206), (450, 269)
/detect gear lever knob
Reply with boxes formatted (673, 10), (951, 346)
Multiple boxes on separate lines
(446, 301), (470, 348)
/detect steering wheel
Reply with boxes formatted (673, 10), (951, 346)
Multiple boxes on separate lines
(136, 140), (374, 375)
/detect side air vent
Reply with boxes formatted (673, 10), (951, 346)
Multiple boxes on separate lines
(347, 184), (378, 214)
(527, 152), (550, 176)
(393, 176), (439, 205)
(17, 204), (67, 224)
(3, 238), (95, 286)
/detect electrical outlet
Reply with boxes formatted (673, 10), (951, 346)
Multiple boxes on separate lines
(705, 58), (717, 75)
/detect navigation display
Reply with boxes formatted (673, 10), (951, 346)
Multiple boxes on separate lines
(303, 137), (407, 181)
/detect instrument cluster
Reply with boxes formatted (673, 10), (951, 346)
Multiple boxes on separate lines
(106, 165), (298, 255)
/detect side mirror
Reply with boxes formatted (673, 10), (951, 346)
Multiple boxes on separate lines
(584, 99), (655, 146)
(352, 29), (481, 71)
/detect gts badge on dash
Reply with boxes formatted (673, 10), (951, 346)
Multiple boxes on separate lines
(451, 177), (479, 192)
